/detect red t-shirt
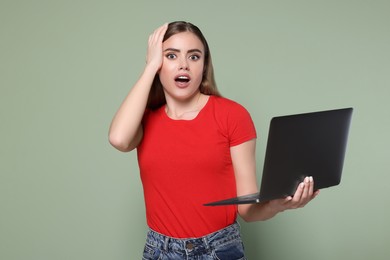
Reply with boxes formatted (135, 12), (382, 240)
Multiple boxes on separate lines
(137, 96), (257, 238)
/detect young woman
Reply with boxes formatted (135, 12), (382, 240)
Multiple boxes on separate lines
(109, 21), (319, 259)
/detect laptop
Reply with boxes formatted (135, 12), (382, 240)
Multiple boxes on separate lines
(204, 107), (353, 206)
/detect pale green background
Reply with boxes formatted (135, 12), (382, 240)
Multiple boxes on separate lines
(1, 0), (389, 259)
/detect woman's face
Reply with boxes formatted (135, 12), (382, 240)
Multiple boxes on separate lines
(159, 31), (205, 102)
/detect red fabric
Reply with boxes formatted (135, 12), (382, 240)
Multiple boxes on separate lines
(137, 96), (257, 238)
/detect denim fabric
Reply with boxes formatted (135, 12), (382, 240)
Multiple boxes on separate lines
(142, 222), (246, 260)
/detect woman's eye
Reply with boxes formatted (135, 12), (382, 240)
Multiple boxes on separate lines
(189, 55), (200, 61)
(166, 54), (176, 59)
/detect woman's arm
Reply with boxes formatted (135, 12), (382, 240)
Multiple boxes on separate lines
(231, 139), (319, 222)
(108, 24), (168, 152)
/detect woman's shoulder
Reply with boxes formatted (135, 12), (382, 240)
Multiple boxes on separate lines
(208, 95), (257, 142)
(210, 95), (250, 113)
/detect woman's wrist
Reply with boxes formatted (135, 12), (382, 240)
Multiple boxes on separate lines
(263, 200), (285, 218)
(143, 63), (160, 76)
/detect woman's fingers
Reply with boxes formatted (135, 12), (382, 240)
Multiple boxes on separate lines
(146, 23), (168, 69)
(148, 23), (168, 44)
(291, 182), (305, 207)
(269, 176), (319, 214)
(302, 176), (312, 200)
(291, 177), (315, 208)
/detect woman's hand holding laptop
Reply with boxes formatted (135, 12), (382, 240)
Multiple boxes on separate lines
(267, 176), (320, 213)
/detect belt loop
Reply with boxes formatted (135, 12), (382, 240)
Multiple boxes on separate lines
(236, 220), (241, 229)
(202, 236), (210, 250)
(163, 236), (169, 251)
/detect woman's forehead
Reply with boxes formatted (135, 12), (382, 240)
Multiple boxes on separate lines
(163, 32), (204, 52)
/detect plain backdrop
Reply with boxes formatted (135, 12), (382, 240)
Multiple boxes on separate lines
(1, 0), (389, 259)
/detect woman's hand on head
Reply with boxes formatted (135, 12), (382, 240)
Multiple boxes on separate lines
(268, 176), (320, 213)
(146, 23), (168, 72)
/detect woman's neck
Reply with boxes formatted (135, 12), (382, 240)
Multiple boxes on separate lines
(165, 92), (209, 120)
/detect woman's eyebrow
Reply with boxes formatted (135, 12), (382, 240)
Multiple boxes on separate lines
(163, 48), (203, 54)
(164, 48), (180, 53)
(188, 48), (203, 54)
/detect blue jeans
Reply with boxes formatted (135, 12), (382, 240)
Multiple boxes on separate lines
(142, 222), (246, 259)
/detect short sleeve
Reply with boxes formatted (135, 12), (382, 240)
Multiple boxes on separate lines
(226, 101), (257, 147)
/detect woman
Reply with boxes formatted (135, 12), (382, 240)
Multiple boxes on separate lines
(109, 21), (319, 259)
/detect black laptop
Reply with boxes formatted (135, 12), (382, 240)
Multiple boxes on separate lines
(204, 107), (353, 206)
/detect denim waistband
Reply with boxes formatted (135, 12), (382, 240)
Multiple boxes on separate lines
(145, 222), (241, 255)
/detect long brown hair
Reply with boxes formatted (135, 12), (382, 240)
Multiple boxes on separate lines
(146, 21), (221, 110)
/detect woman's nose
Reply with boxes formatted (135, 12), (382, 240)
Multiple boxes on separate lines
(178, 58), (189, 71)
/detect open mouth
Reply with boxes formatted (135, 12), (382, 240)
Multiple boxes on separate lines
(175, 75), (190, 83)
